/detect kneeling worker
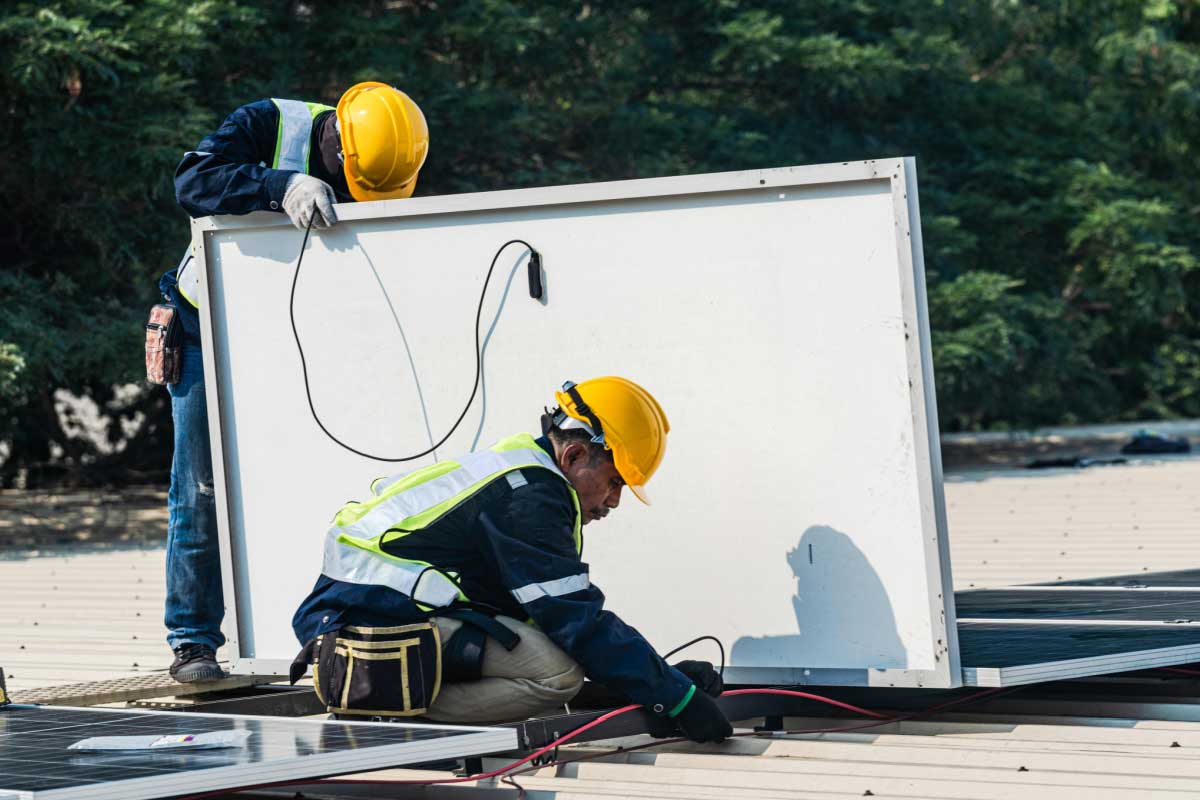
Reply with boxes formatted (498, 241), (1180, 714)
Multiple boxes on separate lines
(290, 377), (732, 742)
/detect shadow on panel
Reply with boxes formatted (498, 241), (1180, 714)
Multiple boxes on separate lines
(731, 524), (906, 670)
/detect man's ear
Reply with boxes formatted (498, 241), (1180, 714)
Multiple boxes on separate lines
(559, 441), (588, 473)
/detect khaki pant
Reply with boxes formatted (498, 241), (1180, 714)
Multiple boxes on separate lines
(425, 615), (584, 724)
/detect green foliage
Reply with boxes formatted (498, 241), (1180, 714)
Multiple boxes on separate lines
(1144, 335), (1200, 417)
(0, 0), (267, 481)
(0, 343), (25, 402)
(929, 272), (1113, 430)
(2, 0), (1200, 483)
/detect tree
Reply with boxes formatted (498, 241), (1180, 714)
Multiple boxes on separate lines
(3, 0), (1199, 485)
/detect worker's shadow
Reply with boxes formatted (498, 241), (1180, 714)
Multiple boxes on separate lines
(731, 525), (907, 670)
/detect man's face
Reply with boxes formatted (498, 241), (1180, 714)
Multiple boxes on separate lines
(558, 442), (625, 525)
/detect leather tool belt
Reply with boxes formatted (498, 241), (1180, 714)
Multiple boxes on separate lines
(291, 622), (441, 717)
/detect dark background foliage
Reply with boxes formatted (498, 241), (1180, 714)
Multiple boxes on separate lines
(2, 0), (1198, 485)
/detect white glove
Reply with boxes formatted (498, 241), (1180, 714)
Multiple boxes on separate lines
(282, 173), (338, 230)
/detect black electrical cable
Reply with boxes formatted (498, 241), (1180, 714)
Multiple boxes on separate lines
(289, 216), (538, 462)
(664, 635), (726, 677)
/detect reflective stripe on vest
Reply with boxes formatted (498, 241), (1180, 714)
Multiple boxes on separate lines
(322, 433), (583, 609)
(272, 98), (325, 172)
(175, 99), (335, 308)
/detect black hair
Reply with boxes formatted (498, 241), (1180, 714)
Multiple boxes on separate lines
(545, 424), (612, 466)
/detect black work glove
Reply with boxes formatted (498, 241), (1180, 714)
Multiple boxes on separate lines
(674, 688), (733, 743)
(673, 660), (723, 697)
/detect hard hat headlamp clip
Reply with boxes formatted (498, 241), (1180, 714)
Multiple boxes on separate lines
(540, 381), (608, 448)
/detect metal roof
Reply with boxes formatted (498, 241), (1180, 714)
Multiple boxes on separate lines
(3, 451), (1200, 796)
(268, 711), (1200, 798)
(947, 454), (1200, 589)
(0, 546), (174, 692)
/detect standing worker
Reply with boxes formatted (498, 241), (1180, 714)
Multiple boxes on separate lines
(160, 82), (430, 682)
(290, 377), (734, 742)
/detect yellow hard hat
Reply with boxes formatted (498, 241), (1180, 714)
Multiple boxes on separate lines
(336, 81), (429, 202)
(553, 377), (670, 505)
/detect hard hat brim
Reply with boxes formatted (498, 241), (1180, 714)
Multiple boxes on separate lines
(342, 165), (418, 202)
(628, 483), (651, 505)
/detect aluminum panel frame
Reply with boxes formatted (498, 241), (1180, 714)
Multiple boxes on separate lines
(193, 159), (958, 689)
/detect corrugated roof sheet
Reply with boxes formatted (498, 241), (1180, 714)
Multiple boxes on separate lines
(0, 547), (170, 691)
(947, 455), (1200, 589)
(275, 713), (1200, 798)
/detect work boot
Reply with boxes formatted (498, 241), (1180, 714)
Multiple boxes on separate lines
(169, 644), (224, 683)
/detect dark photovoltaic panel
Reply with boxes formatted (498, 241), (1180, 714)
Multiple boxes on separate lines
(959, 623), (1200, 668)
(956, 568), (1200, 686)
(1033, 569), (1200, 588)
(0, 705), (515, 800)
(958, 622), (1200, 686)
(956, 589), (1200, 622)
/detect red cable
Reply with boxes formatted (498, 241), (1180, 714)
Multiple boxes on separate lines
(1160, 666), (1200, 677)
(913, 685), (1009, 716)
(312, 688), (886, 791)
(321, 703), (642, 787)
(720, 687), (892, 720)
(497, 685), (1013, 797)
(175, 704), (642, 799)
(176, 685), (1008, 798)
(312, 686), (997, 790)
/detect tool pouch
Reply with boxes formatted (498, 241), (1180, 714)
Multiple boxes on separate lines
(435, 607), (522, 683)
(291, 623), (442, 717)
(145, 304), (182, 385)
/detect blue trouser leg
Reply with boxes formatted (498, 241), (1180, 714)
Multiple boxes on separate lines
(164, 338), (225, 651)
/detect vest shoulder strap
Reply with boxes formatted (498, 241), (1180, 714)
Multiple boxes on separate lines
(337, 441), (564, 543)
(271, 98), (318, 173)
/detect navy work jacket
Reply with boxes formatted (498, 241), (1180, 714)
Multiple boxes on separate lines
(162, 98), (352, 320)
(174, 99), (350, 219)
(292, 436), (694, 714)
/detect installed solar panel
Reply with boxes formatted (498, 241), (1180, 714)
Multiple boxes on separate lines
(1035, 569), (1200, 588)
(956, 589), (1200, 622)
(0, 705), (515, 800)
(955, 569), (1200, 686)
(959, 622), (1200, 686)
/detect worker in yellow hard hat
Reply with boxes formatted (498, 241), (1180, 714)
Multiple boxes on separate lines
(336, 81), (429, 203)
(157, 82), (427, 685)
(290, 377), (734, 743)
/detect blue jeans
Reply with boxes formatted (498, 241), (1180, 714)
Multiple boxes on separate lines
(162, 270), (225, 652)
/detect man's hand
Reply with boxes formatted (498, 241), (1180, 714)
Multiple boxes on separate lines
(282, 174), (338, 230)
(673, 660), (723, 697)
(674, 689), (733, 743)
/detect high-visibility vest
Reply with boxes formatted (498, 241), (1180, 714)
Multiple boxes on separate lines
(322, 433), (583, 610)
(176, 99), (336, 307)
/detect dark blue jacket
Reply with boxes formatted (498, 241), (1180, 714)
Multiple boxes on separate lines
(292, 436), (695, 715)
(162, 99), (351, 315)
(174, 99), (350, 219)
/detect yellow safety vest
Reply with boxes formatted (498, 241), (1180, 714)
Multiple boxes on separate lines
(322, 433), (583, 610)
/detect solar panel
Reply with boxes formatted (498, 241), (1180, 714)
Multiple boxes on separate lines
(1035, 569), (1200, 588)
(0, 705), (516, 800)
(955, 570), (1200, 685)
(959, 622), (1200, 686)
(956, 589), (1200, 622)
